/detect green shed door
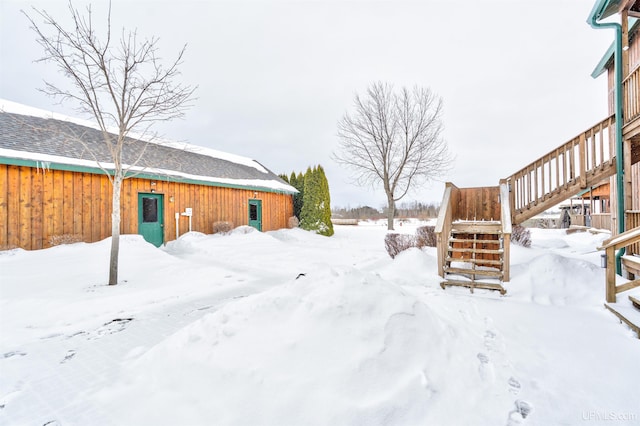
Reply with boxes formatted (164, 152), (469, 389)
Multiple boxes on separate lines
(248, 199), (262, 231)
(138, 193), (164, 247)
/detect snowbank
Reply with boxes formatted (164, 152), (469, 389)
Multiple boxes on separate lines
(1, 225), (639, 426)
(96, 269), (517, 426)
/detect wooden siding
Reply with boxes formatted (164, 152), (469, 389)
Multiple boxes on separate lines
(451, 186), (501, 222)
(629, 25), (639, 72)
(0, 165), (294, 250)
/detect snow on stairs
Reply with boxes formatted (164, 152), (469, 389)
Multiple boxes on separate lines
(440, 221), (507, 295)
(604, 294), (640, 339)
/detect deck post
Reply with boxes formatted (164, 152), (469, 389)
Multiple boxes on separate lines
(579, 133), (587, 189)
(606, 246), (617, 302)
(503, 233), (510, 282)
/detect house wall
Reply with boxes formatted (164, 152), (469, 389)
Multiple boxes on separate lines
(605, 23), (640, 233)
(0, 164), (294, 250)
(629, 25), (639, 70)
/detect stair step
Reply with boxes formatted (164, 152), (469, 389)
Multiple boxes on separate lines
(604, 302), (640, 338)
(448, 247), (503, 255)
(444, 267), (503, 278)
(440, 279), (507, 295)
(451, 222), (502, 234)
(449, 238), (501, 245)
(446, 257), (503, 266)
(630, 295), (640, 310)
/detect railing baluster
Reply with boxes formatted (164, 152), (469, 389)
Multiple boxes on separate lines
(533, 160), (538, 204)
(542, 158), (546, 197)
(555, 148), (560, 193)
(505, 115), (615, 220)
(579, 133), (587, 188)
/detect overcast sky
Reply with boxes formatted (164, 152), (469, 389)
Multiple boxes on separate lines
(1, 0), (615, 210)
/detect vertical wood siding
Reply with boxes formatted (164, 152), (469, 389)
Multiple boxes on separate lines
(453, 186), (501, 222)
(0, 165), (294, 250)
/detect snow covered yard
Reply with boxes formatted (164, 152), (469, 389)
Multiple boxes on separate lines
(1, 222), (639, 426)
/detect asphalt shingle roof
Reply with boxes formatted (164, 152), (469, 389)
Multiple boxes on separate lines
(0, 110), (295, 193)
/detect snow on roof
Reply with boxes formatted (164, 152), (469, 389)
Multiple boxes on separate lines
(0, 99), (296, 194)
(0, 98), (269, 175)
(0, 147), (296, 193)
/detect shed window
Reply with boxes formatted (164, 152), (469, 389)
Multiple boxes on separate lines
(142, 198), (158, 223)
(249, 204), (258, 220)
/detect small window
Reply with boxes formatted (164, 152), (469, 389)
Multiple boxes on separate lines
(142, 198), (158, 223)
(249, 204), (258, 221)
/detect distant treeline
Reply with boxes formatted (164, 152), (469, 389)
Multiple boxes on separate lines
(332, 202), (440, 220)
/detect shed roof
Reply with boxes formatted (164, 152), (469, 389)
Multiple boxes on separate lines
(0, 100), (297, 194)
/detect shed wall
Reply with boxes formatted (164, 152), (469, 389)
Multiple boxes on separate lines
(0, 164), (294, 250)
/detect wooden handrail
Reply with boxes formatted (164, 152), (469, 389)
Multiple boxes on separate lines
(499, 180), (512, 234)
(435, 183), (455, 278)
(598, 226), (640, 251)
(504, 115), (616, 223)
(597, 225), (640, 303)
(434, 184), (453, 234)
(623, 65), (640, 125)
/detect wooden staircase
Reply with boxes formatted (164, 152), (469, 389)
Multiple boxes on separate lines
(505, 115), (618, 224)
(435, 116), (640, 301)
(598, 228), (640, 338)
(604, 294), (640, 338)
(435, 183), (511, 295)
(441, 221), (507, 294)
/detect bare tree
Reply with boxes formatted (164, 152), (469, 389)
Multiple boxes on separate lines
(25, 2), (196, 285)
(334, 82), (452, 230)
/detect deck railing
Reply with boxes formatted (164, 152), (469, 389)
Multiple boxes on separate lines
(626, 211), (640, 256)
(434, 183), (456, 278)
(598, 225), (640, 303)
(505, 115), (617, 223)
(591, 213), (612, 230)
(623, 65), (640, 125)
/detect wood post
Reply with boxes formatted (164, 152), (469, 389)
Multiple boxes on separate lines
(579, 133), (587, 189)
(606, 246), (617, 303)
(503, 233), (510, 282)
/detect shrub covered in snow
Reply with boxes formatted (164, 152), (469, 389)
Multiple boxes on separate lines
(512, 224), (532, 247)
(49, 234), (83, 246)
(212, 221), (234, 234)
(384, 233), (416, 258)
(287, 216), (299, 229)
(415, 225), (437, 248)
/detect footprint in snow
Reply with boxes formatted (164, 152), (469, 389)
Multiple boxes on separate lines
(507, 400), (533, 425)
(508, 377), (521, 395)
(87, 318), (133, 340)
(477, 352), (495, 383)
(60, 350), (76, 364)
(2, 351), (27, 359)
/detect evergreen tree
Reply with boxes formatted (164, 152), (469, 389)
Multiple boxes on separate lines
(317, 165), (334, 236)
(300, 165), (334, 236)
(289, 171), (304, 219)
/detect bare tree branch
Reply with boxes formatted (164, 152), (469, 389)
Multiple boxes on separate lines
(24, 1), (197, 284)
(333, 82), (452, 230)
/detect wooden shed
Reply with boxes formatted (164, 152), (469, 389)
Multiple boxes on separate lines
(0, 101), (297, 250)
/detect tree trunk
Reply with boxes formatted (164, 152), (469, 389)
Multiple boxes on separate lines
(386, 193), (395, 231)
(108, 174), (123, 285)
